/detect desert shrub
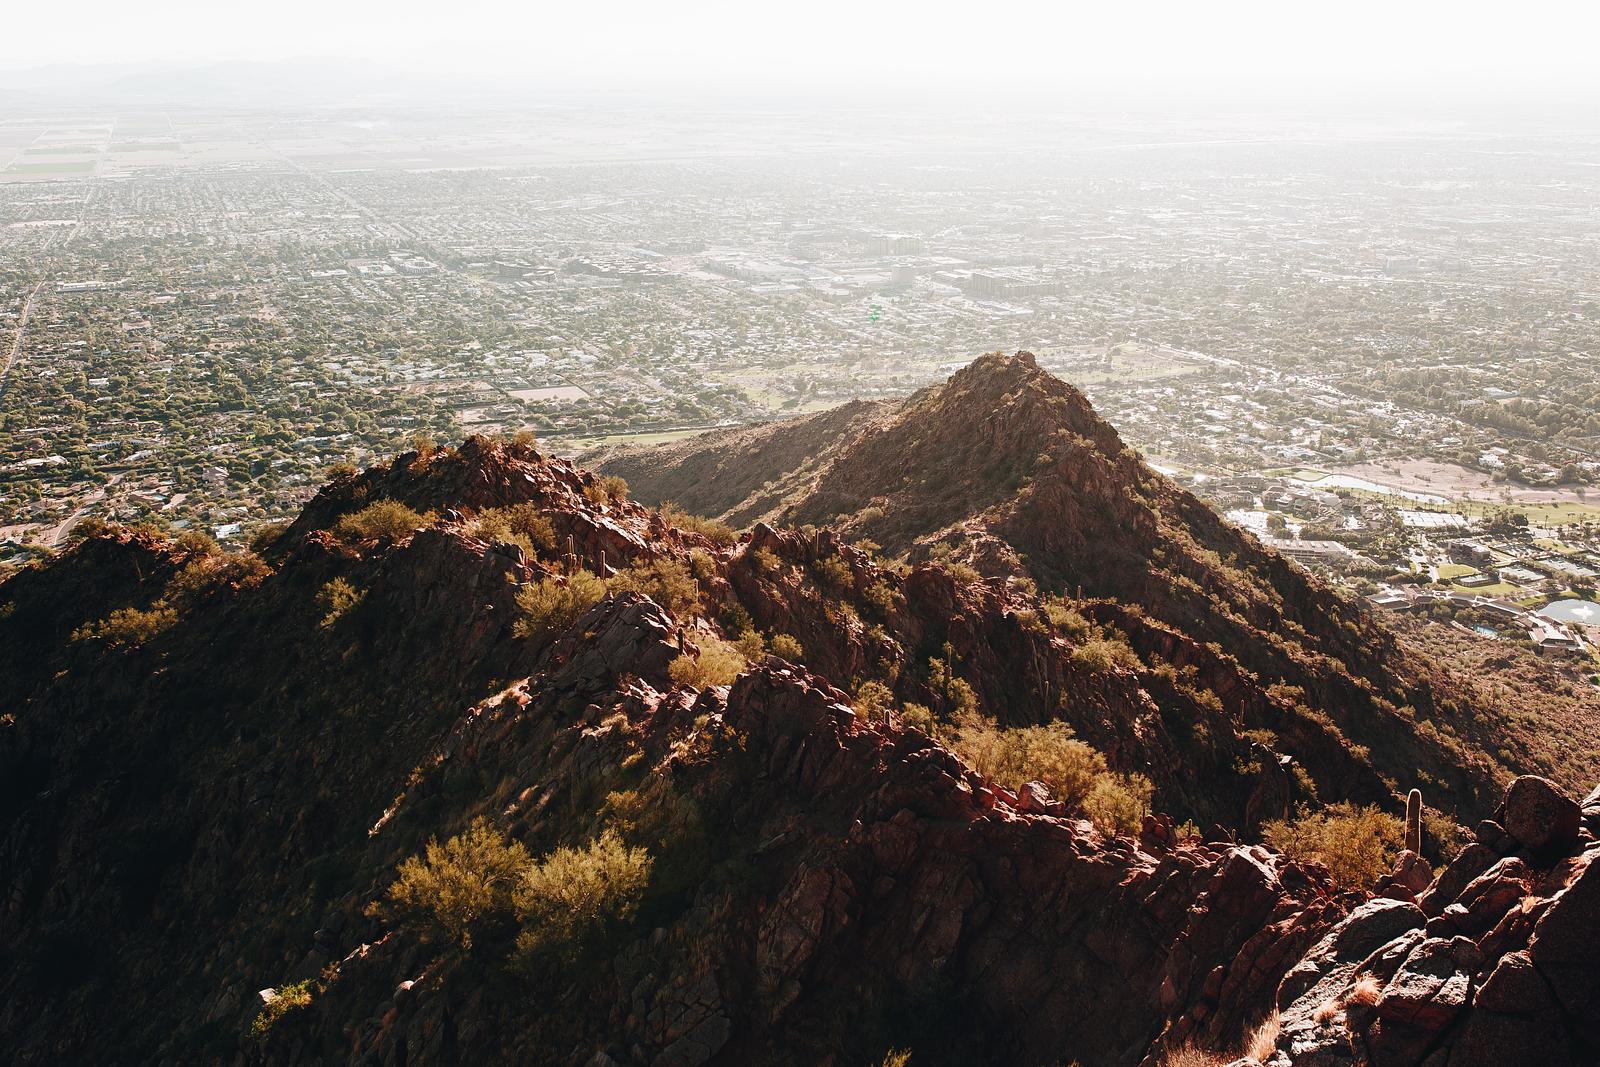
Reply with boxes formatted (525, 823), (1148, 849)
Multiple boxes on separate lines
(1070, 635), (1141, 673)
(1042, 599), (1092, 640)
(769, 633), (804, 660)
(408, 431), (439, 467)
(668, 635), (746, 688)
(900, 702), (936, 734)
(582, 475), (629, 505)
(67, 515), (113, 542)
(335, 499), (428, 543)
(72, 604), (178, 647)
(862, 580), (897, 616)
(250, 979), (313, 1038)
(811, 555), (853, 594)
(512, 570), (608, 639)
(733, 630), (766, 660)
(879, 1052), (912, 1067)
(510, 428), (539, 450)
(318, 578), (364, 628)
(950, 711), (1152, 836)
(1263, 803), (1404, 888)
(943, 560), (982, 584)
(1422, 809), (1466, 863)
(927, 653), (980, 717)
(687, 549), (718, 581)
(749, 546), (782, 574)
(325, 460), (360, 480)
(951, 711), (1104, 809)
(174, 529), (221, 557)
(376, 817), (530, 948)
(855, 680), (894, 725)
(1083, 772), (1154, 836)
(167, 552), (272, 603)
(660, 503), (737, 547)
(609, 557), (701, 616)
(513, 829), (652, 962)
(250, 522), (290, 553)
(720, 601), (755, 636)
(469, 503), (556, 557)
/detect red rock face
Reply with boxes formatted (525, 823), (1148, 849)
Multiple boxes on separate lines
(2, 388), (1595, 1067)
(1258, 775), (1599, 1067)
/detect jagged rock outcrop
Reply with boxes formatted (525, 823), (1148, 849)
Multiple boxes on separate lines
(4, 359), (1597, 1067)
(1250, 774), (1599, 1067)
(597, 352), (1598, 817)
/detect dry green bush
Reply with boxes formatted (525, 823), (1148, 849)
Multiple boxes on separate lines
(950, 711), (1152, 836)
(72, 604), (179, 647)
(855, 680), (894, 725)
(900, 702), (936, 734)
(250, 521), (291, 553)
(1263, 802), (1404, 888)
(335, 499), (429, 542)
(1042, 598), (1093, 640)
(375, 817), (530, 948)
(1070, 634), (1142, 673)
(749, 546), (782, 574)
(733, 630), (767, 660)
(513, 829), (652, 962)
(318, 577), (364, 628)
(811, 555), (853, 594)
(943, 560), (983, 584)
(927, 653), (980, 718)
(583, 474), (629, 505)
(951, 711), (1103, 808)
(770, 633), (804, 660)
(1083, 772), (1155, 836)
(609, 557), (701, 616)
(862, 580), (898, 616)
(660, 503), (737, 547)
(512, 570), (609, 639)
(250, 979), (313, 1038)
(167, 552), (272, 603)
(668, 635), (746, 688)
(469, 503), (556, 557)
(174, 529), (221, 557)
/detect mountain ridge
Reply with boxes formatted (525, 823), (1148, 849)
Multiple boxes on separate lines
(1, 354), (1595, 1066)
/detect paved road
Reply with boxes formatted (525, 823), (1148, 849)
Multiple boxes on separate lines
(0, 279), (45, 406)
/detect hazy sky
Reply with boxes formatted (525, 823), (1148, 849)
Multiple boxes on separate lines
(5, 0), (1600, 102)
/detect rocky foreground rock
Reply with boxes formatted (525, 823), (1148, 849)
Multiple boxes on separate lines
(1238, 775), (1599, 1067)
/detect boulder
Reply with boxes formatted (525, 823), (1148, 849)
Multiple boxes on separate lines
(1497, 775), (1581, 856)
(1581, 784), (1600, 836)
(1417, 843), (1496, 917)
(1527, 853), (1600, 1043)
(1472, 819), (1515, 856)
(1375, 937), (1471, 1032)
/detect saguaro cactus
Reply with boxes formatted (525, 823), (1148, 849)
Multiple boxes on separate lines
(1405, 788), (1423, 854)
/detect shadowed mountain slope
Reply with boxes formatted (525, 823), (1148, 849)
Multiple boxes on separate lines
(2, 360), (1594, 1067)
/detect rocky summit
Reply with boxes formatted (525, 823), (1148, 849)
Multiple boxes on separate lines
(1, 356), (1596, 1067)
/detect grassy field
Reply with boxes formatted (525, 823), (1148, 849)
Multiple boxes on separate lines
(5, 160), (96, 175)
(1436, 563), (1478, 580)
(1448, 580), (1523, 597)
(562, 427), (711, 451)
(1319, 486), (1600, 527)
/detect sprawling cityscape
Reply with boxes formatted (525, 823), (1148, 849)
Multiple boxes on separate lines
(4, 103), (1600, 669)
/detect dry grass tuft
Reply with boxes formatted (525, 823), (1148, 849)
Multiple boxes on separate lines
(1347, 974), (1383, 1007)
(1245, 1011), (1281, 1059)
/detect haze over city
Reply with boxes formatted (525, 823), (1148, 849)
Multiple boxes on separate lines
(3, 6), (1600, 1067)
